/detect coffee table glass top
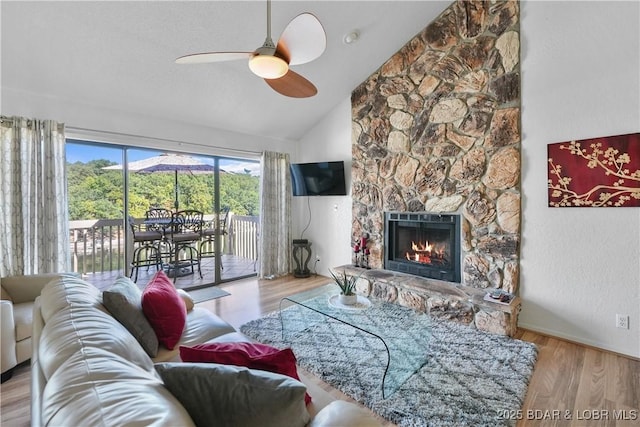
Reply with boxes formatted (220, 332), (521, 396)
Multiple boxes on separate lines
(280, 283), (431, 398)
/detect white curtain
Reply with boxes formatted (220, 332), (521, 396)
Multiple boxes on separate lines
(258, 151), (291, 278)
(0, 116), (70, 276)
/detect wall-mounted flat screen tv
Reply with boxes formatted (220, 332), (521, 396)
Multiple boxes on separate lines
(290, 161), (347, 196)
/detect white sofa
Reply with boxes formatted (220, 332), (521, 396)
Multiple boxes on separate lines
(1, 273), (65, 382)
(31, 274), (379, 427)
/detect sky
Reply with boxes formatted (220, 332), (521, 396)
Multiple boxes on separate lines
(66, 139), (261, 175)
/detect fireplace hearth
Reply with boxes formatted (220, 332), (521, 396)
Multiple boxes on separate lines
(384, 212), (461, 283)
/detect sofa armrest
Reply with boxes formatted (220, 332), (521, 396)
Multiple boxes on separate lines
(1, 274), (67, 304)
(1, 300), (17, 374)
(30, 297), (45, 427)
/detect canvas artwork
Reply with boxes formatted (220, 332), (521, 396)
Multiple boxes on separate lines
(547, 132), (640, 207)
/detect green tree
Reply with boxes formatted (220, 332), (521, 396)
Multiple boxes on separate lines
(220, 173), (259, 215)
(67, 160), (260, 220)
(67, 160), (123, 220)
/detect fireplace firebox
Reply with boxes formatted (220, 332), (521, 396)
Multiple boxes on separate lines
(384, 212), (461, 283)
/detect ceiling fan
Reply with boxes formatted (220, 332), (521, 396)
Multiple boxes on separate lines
(175, 0), (326, 98)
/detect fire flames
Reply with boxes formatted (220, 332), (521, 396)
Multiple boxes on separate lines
(405, 241), (446, 264)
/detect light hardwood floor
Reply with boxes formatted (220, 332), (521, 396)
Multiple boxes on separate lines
(1, 275), (638, 426)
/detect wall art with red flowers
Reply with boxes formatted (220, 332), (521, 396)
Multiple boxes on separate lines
(547, 132), (640, 207)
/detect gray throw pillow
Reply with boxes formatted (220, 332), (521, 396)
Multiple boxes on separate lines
(155, 362), (310, 427)
(103, 276), (159, 357)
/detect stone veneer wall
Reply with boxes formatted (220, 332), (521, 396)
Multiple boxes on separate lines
(351, 0), (521, 294)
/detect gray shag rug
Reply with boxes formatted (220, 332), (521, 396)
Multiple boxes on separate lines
(240, 301), (537, 427)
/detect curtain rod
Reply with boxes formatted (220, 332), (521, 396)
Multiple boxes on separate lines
(66, 126), (262, 158)
(1, 116), (65, 132)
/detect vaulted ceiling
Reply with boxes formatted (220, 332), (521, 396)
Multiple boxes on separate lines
(1, 1), (449, 141)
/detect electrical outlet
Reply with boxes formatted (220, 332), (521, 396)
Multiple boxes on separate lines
(616, 314), (629, 329)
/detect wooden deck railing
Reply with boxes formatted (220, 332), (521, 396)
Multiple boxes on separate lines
(226, 214), (259, 261)
(70, 218), (125, 275)
(69, 213), (259, 276)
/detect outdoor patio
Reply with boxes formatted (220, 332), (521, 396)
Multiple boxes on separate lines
(83, 254), (257, 291)
(70, 213), (259, 291)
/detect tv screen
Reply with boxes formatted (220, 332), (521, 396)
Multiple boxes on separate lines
(290, 161), (347, 196)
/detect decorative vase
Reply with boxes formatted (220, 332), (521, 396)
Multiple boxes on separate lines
(339, 293), (358, 305)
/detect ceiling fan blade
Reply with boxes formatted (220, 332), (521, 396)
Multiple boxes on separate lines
(175, 51), (252, 64)
(264, 69), (317, 98)
(276, 13), (326, 66)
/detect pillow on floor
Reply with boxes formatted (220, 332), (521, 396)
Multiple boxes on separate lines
(141, 271), (186, 349)
(102, 276), (159, 357)
(180, 342), (311, 404)
(155, 362), (310, 427)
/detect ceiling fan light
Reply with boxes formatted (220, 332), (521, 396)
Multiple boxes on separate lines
(249, 54), (289, 79)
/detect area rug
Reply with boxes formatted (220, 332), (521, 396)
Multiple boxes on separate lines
(187, 285), (230, 303)
(240, 302), (538, 427)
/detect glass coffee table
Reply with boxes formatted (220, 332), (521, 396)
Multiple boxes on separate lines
(279, 283), (431, 398)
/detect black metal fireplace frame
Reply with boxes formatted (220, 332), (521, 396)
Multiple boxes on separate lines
(384, 212), (461, 283)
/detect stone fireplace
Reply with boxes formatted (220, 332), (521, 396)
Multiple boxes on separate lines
(348, 0), (521, 336)
(384, 212), (461, 283)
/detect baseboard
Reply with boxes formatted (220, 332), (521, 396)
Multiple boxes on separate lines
(1, 368), (14, 383)
(518, 322), (640, 361)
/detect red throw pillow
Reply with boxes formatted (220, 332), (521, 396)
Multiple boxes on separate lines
(180, 342), (311, 404)
(141, 271), (186, 350)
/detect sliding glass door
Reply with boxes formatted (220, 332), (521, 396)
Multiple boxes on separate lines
(66, 139), (259, 289)
(66, 141), (125, 282)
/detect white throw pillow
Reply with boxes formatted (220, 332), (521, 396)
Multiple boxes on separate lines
(176, 288), (195, 311)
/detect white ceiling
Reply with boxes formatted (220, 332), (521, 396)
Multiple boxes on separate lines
(1, 1), (449, 142)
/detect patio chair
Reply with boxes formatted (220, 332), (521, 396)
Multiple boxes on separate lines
(199, 209), (229, 269)
(145, 208), (172, 232)
(168, 209), (204, 282)
(128, 216), (163, 282)
(145, 208), (173, 264)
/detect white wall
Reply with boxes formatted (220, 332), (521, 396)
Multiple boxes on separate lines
(293, 98), (353, 277)
(520, 1), (640, 357)
(2, 88), (294, 158)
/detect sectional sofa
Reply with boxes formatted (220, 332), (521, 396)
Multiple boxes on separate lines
(1, 273), (66, 382)
(30, 274), (379, 426)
